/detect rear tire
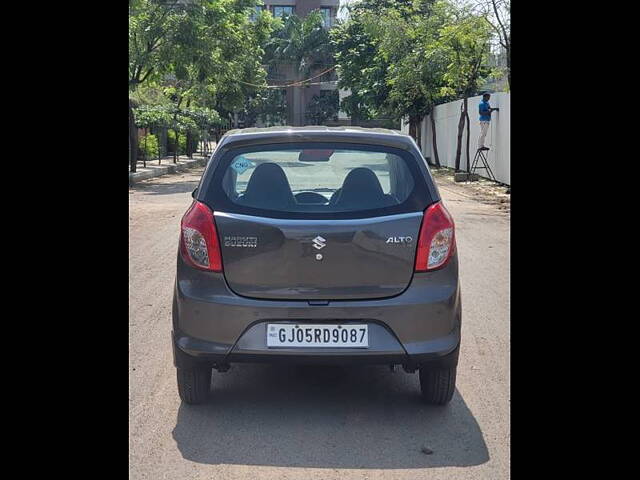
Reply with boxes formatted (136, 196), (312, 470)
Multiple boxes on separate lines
(177, 366), (211, 404)
(419, 366), (456, 405)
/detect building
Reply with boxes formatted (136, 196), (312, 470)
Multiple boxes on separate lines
(258, 1), (342, 126)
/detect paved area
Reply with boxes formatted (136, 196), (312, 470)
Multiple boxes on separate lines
(129, 167), (510, 480)
(129, 154), (209, 184)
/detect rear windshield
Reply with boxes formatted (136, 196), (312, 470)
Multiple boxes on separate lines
(204, 143), (431, 219)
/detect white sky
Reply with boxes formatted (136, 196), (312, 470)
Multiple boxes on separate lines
(338, 0), (353, 21)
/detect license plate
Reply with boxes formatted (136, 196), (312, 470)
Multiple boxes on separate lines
(267, 324), (369, 348)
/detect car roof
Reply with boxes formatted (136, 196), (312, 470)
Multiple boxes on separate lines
(218, 126), (417, 151)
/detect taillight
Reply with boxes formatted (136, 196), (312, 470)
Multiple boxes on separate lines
(179, 201), (223, 272)
(415, 201), (456, 272)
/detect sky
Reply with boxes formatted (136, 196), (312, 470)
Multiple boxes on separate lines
(338, 0), (353, 21)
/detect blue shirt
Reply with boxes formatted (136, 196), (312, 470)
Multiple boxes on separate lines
(479, 100), (491, 121)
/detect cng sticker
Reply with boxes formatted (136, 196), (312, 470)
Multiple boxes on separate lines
(231, 156), (254, 175)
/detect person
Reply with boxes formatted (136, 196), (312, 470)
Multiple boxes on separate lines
(478, 93), (499, 150)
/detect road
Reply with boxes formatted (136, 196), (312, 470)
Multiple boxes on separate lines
(129, 166), (510, 480)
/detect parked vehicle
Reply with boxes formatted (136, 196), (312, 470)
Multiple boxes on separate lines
(173, 127), (461, 405)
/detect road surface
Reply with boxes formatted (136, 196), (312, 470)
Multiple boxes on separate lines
(129, 167), (510, 479)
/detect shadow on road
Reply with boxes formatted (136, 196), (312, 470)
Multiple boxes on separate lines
(130, 178), (200, 196)
(172, 364), (488, 469)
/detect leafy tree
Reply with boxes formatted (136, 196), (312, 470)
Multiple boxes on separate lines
(305, 90), (339, 125)
(205, 6), (278, 128)
(245, 89), (288, 126)
(138, 134), (160, 165)
(332, 0), (450, 165)
(265, 11), (334, 80)
(263, 11), (334, 124)
(128, 0), (275, 170)
(334, 0), (493, 171)
(331, 11), (390, 123)
(438, 8), (493, 171)
(376, 1), (451, 161)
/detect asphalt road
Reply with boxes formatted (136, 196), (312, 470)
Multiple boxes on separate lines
(129, 166), (510, 480)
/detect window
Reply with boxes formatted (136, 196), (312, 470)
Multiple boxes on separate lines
(272, 6), (294, 18)
(218, 146), (417, 215)
(320, 7), (332, 27)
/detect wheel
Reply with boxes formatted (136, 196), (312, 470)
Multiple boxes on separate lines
(176, 366), (211, 404)
(419, 365), (457, 405)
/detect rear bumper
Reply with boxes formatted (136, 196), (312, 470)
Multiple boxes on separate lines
(173, 324), (460, 369)
(172, 252), (461, 369)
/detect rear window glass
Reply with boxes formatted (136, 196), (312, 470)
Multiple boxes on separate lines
(219, 148), (416, 214)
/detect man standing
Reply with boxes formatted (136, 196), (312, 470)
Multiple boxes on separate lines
(478, 93), (499, 150)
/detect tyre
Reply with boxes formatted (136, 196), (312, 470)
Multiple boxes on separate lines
(176, 366), (211, 404)
(419, 366), (456, 405)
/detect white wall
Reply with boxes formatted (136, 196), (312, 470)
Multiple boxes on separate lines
(401, 92), (510, 185)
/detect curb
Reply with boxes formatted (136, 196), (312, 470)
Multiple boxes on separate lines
(129, 157), (208, 185)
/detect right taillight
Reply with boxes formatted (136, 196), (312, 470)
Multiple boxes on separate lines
(179, 200), (223, 272)
(415, 201), (456, 272)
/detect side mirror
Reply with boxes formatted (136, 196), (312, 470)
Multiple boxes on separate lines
(191, 187), (198, 199)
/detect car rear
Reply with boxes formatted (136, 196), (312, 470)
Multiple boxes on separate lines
(172, 127), (461, 405)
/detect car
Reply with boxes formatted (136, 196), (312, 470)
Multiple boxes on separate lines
(172, 126), (461, 405)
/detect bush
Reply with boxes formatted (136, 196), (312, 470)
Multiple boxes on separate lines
(138, 134), (159, 159)
(167, 129), (187, 154)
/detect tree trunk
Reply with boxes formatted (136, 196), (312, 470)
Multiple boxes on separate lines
(129, 100), (138, 173)
(464, 97), (470, 173)
(454, 102), (466, 171)
(186, 131), (192, 158)
(430, 112), (441, 168)
(174, 131), (179, 163)
(408, 116), (419, 143)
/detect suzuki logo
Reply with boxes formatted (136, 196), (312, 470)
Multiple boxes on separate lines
(312, 236), (327, 250)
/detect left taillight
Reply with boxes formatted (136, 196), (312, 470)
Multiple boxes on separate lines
(179, 201), (223, 272)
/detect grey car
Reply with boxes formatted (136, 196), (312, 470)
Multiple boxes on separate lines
(172, 127), (461, 405)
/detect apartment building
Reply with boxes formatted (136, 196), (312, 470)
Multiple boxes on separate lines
(258, 0), (342, 126)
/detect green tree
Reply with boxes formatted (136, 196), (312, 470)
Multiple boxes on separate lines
(334, 0), (493, 170)
(439, 9), (493, 171)
(128, 0), (275, 170)
(331, 11), (390, 123)
(265, 11), (334, 80)
(245, 89), (287, 126)
(263, 11), (334, 124)
(305, 90), (339, 125)
(376, 1), (450, 161)
(332, 0), (449, 165)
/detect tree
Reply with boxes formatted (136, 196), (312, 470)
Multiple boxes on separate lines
(265, 11), (334, 81)
(332, 0), (449, 166)
(305, 90), (339, 125)
(475, 0), (510, 88)
(129, 0), (193, 170)
(128, 0), (275, 170)
(377, 1), (451, 159)
(264, 11), (334, 124)
(331, 4), (392, 123)
(439, 8), (493, 171)
(246, 89), (288, 126)
(133, 104), (172, 163)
